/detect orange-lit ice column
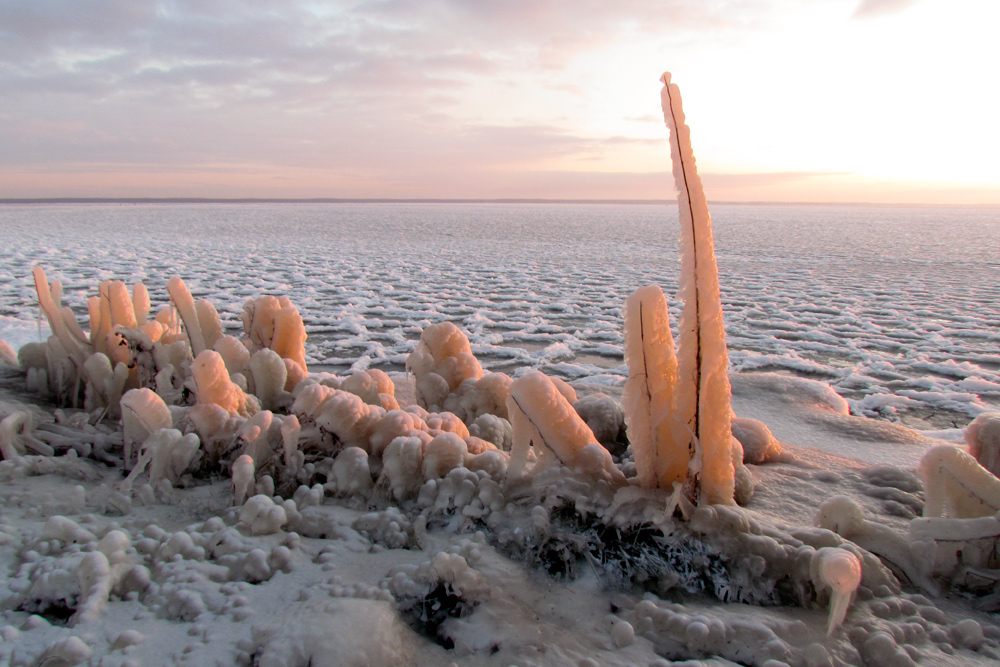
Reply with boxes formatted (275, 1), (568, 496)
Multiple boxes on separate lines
(32, 266), (87, 365)
(660, 72), (734, 505)
(622, 285), (687, 489)
(167, 276), (206, 357)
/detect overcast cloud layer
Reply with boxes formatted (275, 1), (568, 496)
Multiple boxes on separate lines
(1, 0), (997, 202)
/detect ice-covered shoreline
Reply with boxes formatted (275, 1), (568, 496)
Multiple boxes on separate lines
(2, 196), (1000, 665)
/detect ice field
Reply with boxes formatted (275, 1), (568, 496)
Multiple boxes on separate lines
(2, 201), (999, 431)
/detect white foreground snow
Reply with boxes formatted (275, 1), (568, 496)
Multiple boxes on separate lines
(0, 368), (997, 667)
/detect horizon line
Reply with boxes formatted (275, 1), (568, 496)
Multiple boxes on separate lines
(1, 197), (997, 208)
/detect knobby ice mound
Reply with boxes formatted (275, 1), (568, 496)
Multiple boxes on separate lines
(1, 75), (1000, 667)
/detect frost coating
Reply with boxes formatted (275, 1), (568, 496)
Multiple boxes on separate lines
(661, 73), (734, 505)
(36, 636), (92, 666)
(215, 334), (251, 375)
(0, 410), (53, 459)
(342, 369), (400, 411)
(329, 447), (373, 497)
(909, 511), (1000, 581)
(251, 598), (415, 667)
(167, 276), (206, 356)
(196, 299), (224, 352)
(280, 414), (303, 473)
(444, 371), (512, 424)
(315, 389), (385, 451)
(407, 322), (510, 424)
(965, 412), (1000, 478)
(407, 321), (483, 411)
(506, 370), (624, 485)
(191, 349), (259, 417)
(732, 417), (785, 465)
(919, 445), (1000, 518)
(573, 393), (626, 456)
(242, 295), (309, 384)
(82, 352), (129, 417)
(422, 432), (468, 481)
(0, 340), (17, 367)
(623, 285), (682, 488)
(249, 348), (291, 412)
(233, 454), (256, 506)
(240, 494), (288, 535)
(75, 550), (113, 624)
(370, 409), (428, 458)
(120, 388), (172, 468)
(44, 515), (98, 545)
(380, 436), (426, 502)
(32, 265), (87, 365)
(122, 428), (201, 492)
(467, 413), (512, 451)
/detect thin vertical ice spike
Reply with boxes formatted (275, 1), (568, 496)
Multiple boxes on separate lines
(660, 72), (735, 505)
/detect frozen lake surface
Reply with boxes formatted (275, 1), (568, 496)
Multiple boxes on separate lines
(2, 201), (999, 429)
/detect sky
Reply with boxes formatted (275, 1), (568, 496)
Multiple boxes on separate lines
(1, 0), (998, 204)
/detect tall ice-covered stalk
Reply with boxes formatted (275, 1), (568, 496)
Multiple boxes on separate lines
(660, 72), (734, 505)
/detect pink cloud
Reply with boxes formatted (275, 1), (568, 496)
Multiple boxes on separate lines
(852, 0), (920, 19)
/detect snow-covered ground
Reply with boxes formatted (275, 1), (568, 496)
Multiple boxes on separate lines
(1, 202), (999, 666)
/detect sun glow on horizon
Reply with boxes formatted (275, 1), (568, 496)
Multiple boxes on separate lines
(542, 1), (1000, 203)
(0, 0), (997, 204)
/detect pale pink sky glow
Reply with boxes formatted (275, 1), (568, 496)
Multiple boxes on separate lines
(0, 0), (997, 203)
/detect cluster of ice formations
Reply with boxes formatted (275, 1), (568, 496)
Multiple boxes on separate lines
(901, 432), (1000, 605)
(2, 292), (999, 664)
(407, 321), (512, 425)
(616, 75), (738, 507)
(3, 73), (762, 524)
(7, 258), (914, 663)
(1, 75), (999, 665)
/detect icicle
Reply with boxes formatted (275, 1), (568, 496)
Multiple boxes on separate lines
(660, 72), (734, 505)
(818, 548), (862, 635)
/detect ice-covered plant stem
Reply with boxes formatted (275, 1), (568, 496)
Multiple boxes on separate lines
(660, 72), (734, 506)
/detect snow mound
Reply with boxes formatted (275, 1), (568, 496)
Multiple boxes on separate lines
(251, 597), (419, 667)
